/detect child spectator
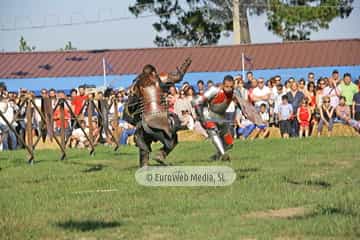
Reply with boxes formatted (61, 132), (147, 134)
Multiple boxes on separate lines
(259, 103), (269, 126)
(68, 120), (89, 148)
(180, 110), (195, 130)
(277, 95), (293, 138)
(318, 96), (335, 137)
(336, 96), (360, 131)
(297, 99), (311, 138)
(91, 119), (101, 145)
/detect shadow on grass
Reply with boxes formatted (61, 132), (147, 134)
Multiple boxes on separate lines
(121, 162), (173, 171)
(237, 175), (248, 181)
(121, 165), (139, 171)
(282, 176), (331, 188)
(0, 157), (30, 169)
(235, 167), (259, 173)
(64, 161), (109, 169)
(55, 220), (121, 232)
(111, 152), (135, 156)
(82, 164), (104, 173)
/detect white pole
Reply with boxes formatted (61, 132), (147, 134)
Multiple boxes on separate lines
(102, 57), (107, 87)
(242, 52), (245, 80)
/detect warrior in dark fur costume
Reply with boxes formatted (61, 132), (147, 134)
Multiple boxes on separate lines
(123, 58), (192, 167)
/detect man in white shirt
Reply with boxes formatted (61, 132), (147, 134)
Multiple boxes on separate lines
(252, 78), (271, 111)
(273, 84), (286, 125)
(0, 98), (17, 150)
(323, 77), (341, 108)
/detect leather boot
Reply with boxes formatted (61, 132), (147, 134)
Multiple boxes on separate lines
(210, 152), (221, 161)
(154, 150), (168, 166)
(220, 153), (231, 161)
(139, 151), (149, 168)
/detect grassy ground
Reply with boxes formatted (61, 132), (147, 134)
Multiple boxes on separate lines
(0, 137), (360, 240)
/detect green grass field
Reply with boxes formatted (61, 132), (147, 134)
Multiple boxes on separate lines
(1, 137), (360, 240)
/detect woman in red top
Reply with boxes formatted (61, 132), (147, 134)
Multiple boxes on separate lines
(306, 82), (317, 109)
(297, 99), (311, 138)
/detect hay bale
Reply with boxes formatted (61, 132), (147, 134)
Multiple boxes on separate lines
(268, 127), (282, 139)
(312, 123), (359, 137)
(248, 126), (281, 140)
(178, 130), (206, 142)
(35, 137), (61, 150)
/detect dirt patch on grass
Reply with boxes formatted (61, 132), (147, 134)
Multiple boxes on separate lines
(243, 207), (309, 219)
(309, 172), (327, 178)
(333, 160), (352, 168)
(142, 226), (173, 240)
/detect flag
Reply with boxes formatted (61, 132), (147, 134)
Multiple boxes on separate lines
(244, 55), (254, 70)
(106, 62), (114, 74)
(244, 55), (252, 62)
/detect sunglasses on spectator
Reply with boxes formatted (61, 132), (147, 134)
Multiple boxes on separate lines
(324, 100), (330, 103)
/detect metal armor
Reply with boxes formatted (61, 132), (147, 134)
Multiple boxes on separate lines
(192, 86), (234, 160)
(140, 84), (171, 138)
(193, 86), (233, 121)
(127, 57), (192, 167)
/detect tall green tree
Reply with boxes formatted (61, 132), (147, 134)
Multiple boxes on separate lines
(267, 0), (354, 41)
(129, 0), (267, 46)
(19, 36), (36, 52)
(129, 0), (353, 46)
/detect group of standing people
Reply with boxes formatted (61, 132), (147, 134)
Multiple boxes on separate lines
(233, 71), (360, 138)
(1, 67), (360, 166)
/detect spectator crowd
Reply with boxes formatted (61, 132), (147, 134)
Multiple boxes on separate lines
(1, 70), (360, 151)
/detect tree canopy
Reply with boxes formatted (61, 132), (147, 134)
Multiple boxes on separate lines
(129, 0), (354, 46)
(19, 36), (36, 52)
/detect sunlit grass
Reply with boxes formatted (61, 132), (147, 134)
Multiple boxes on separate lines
(0, 137), (359, 239)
